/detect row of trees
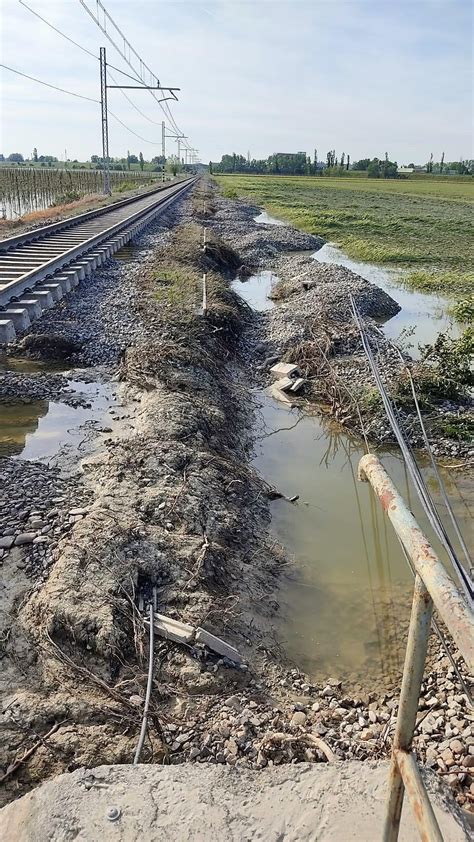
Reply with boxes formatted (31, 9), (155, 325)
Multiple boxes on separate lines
(210, 151), (474, 178)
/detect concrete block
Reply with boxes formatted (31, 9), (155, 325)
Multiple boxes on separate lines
(0, 319), (16, 344)
(268, 383), (293, 405)
(39, 283), (63, 302)
(89, 252), (103, 267)
(59, 271), (78, 289)
(270, 362), (299, 379)
(54, 276), (72, 293)
(195, 628), (242, 664)
(0, 308), (30, 331)
(153, 613), (194, 645)
(273, 376), (294, 393)
(75, 261), (92, 277)
(69, 264), (86, 281)
(289, 377), (306, 393)
(17, 299), (42, 319)
(28, 290), (54, 309)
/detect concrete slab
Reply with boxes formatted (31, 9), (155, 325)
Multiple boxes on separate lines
(27, 290), (54, 309)
(0, 308), (30, 331)
(153, 614), (194, 645)
(39, 283), (63, 302)
(273, 376), (294, 392)
(0, 762), (468, 842)
(195, 627), (242, 663)
(17, 299), (43, 319)
(0, 319), (16, 344)
(270, 362), (299, 378)
(290, 377), (306, 393)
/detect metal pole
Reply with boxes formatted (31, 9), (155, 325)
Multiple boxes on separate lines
(161, 121), (165, 158)
(177, 137), (181, 164)
(99, 47), (111, 196)
(382, 574), (434, 840)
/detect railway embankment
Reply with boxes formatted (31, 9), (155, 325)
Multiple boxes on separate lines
(0, 180), (471, 831)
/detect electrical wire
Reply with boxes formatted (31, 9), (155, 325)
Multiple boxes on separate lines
(107, 69), (163, 126)
(390, 341), (471, 571)
(108, 110), (160, 145)
(133, 602), (155, 764)
(78, 0), (195, 154)
(0, 63), (99, 103)
(350, 294), (473, 604)
(18, 0), (144, 84)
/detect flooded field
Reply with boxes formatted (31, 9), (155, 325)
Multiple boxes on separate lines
(235, 250), (472, 690)
(312, 243), (460, 356)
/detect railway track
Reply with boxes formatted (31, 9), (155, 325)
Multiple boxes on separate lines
(0, 177), (195, 342)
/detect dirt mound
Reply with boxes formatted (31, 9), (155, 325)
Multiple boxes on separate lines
(16, 333), (82, 360)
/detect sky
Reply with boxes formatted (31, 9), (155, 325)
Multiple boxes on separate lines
(0, 0), (473, 164)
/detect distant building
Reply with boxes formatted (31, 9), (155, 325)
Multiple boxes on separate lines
(397, 166), (415, 174)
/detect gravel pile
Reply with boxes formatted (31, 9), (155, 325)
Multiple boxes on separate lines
(0, 458), (91, 578)
(151, 646), (472, 810)
(211, 197), (324, 267)
(0, 370), (86, 405)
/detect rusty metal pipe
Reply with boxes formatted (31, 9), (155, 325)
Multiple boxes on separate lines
(358, 454), (473, 671)
(394, 749), (443, 841)
(382, 574), (433, 840)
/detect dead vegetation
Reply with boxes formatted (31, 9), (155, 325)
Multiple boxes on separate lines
(191, 177), (218, 219)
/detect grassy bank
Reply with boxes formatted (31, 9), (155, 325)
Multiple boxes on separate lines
(215, 175), (474, 315)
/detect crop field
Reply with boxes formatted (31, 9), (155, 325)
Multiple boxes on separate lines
(0, 167), (158, 219)
(215, 175), (474, 301)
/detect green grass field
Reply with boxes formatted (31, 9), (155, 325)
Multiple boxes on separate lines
(215, 175), (474, 302)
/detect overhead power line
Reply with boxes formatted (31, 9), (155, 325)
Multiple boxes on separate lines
(16, 0), (168, 145)
(78, 0), (194, 154)
(18, 0), (144, 84)
(108, 110), (160, 145)
(0, 63), (99, 103)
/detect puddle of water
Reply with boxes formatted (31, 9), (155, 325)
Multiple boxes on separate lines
(232, 271), (277, 312)
(254, 210), (287, 227)
(312, 244), (459, 356)
(236, 266), (472, 689)
(253, 207), (458, 355)
(0, 354), (66, 374)
(254, 392), (472, 691)
(0, 379), (117, 464)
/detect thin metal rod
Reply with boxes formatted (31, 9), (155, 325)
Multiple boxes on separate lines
(359, 454), (474, 670)
(133, 602), (155, 764)
(382, 574), (433, 840)
(394, 750), (443, 842)
(202, 273), (207, 315)
(107, 85), (180, 90)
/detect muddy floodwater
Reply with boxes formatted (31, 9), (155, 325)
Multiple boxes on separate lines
(254, 211), (461, 356)
(235, 252), (472, 691)
(312, 244), (460, 356)
(0, 373), (118, 466)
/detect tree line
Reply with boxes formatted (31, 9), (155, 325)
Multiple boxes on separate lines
(209, 151), (474, 178)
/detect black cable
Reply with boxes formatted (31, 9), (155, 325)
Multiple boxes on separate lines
(350, 294), (473, 603)
(0, 63), (99, 103)
(18, 0), (144, 84)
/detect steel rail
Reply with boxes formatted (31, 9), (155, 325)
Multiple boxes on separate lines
(0, 178), (195, 309)
(0, 177), (186, 252)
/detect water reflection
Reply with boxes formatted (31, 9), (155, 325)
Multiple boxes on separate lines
(232, 271), (277, 312)
(312, 243), (459, 355)
(253, 394), (472, 689)
(0, 380), (117, 464)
